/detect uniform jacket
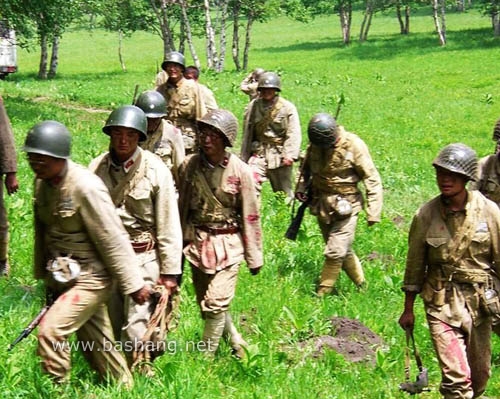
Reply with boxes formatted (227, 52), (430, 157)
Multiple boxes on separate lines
(90, 148), (183, 275)
(299, 126), (383, 223)
(241, 96), (301, 168)
(0, 96), (17, 174)
(178, 152), (263, 273)
(403, 190), (500, 326)
(470, 154), (500, 205)
(34, 161), (144, 295)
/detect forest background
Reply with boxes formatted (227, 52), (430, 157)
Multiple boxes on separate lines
(0, 3), (500, 399)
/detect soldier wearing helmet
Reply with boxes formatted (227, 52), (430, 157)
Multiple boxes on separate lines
(0, 96), (18, 276)
(184, 65), (218, 112)
(241, 71), (302, 200)
(89, 105), (183, 372)
(156, 51), (207, 155)
(240, 67), (265, 101)
(399, 143), (500, 399)
(295, 113), (382, 295)
(23, 120), (149, 386)
(135, 90), (185, 185)
(178, 109), (263, 358)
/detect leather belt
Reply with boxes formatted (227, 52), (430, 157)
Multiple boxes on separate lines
(131, 241), (156, 253)
(197, 225), (240, 235)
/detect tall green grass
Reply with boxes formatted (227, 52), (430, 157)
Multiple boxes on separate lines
(1, 7), (500, 398)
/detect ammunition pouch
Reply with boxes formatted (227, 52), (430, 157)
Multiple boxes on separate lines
(47, 255), (81, 288)
(420, 280), (445, 307)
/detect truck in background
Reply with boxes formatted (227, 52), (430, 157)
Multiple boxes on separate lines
(0, 22), (17, 79)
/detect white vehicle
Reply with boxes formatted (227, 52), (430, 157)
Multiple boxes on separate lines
(0, 22), (17, 79)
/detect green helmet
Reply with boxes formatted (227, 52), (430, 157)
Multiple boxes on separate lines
(258, 72), (281, 92)
(103, 105), (148, 142)
(23, 120), (71, 159)
(432, 143), (477, 180)
(308, 113), (338, 148)
(135, 90), (167, 118)
(492, 118), (500, 142)
(197, 109), (238, 147)
(161, 51), (185, 71)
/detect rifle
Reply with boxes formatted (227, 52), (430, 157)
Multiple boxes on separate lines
(132, 84), (140, 105)
(8, 292), (55, 351)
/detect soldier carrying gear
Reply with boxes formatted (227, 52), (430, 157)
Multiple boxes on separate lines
(257, 71), (281, 91)
(135, 90), (168, 118)
(24, 120), (72, 158)
(161, 51), (185, 72)
(197, 109), (238, 147)
(432, 143), (478, 181)
(307, 113), (338, 148)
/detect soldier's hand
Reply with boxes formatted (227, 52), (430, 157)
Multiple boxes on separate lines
(398, 310), (415, 332)
(158, 274), (179, 295)
(295, 192), (308, 202)
(5, 172), (19, 195)
(250, 267), (261, 276)
(130, 285), (151, 305)
(282, 158), (294, 167)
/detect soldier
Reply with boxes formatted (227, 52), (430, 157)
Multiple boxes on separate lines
(23, 120), (149, 386)
(295, 113), (383, 296)
(184, 65), (218, 112)
(399, 143), (500, 399)
(178, 109), (263, 357)
(156, 51), (207, 155)
(89, 105), (183, 371)
(0, 96), (18, 275)
(135, 90), (185, 186)
(240, 68), (265, 101)
(241, 72), (301, 200)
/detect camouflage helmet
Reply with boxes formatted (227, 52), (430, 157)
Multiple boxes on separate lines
(432, 143), (478, 180)
(492, 118), (500, 142)
(308, 113), (338, 148)
(197, 109), (238, 147)
(103, 105), (148, 142)
(23, 120), (71, 159)
(161, 51), (185, 71)
(135, 90), (167, 118)
(257, 72), (281, 92)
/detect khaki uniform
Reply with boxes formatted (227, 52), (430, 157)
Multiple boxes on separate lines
(403, 190), (500, 399)
(156, 77), (207, 155)
(90, 148), (182, 358)
(0, 96), (16, 261)
(241, 96), (301, 198)
(140, 119), (185, 186)
(178, 152), (262, 353)
(34, 161), (144, 385)
(199, 83), (218, 112)
(240, 72), (259, 101)
(470, 154), (500, 205)
(154, 70), (169, 88)
(299, 126), (382, 289)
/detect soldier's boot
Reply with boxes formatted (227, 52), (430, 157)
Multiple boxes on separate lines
(342, 253), (365, 288)
(223, 313), (247, 359)
(317, 258), (343, 296)
(0, 239), (9, 276)
(203, 311), (226, 356)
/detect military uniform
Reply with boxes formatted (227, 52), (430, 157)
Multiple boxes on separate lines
(240, 72), (260, 101)
(156, 78), (207, 155)
(140, 119), (185, 186)
(178, 151), (263, 354)
(470, 154), (500, 205)
(241, 96), (301, 198)
(199, 83), (217, 112)
(0, 96), (17, 266)
(34, 161), (144, 385)
(90, 147), (183, 359)
(403, 190), (500, 399)
(300, 125), (382, 291)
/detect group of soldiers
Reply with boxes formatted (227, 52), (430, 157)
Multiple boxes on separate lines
(1, 50), (500, 397)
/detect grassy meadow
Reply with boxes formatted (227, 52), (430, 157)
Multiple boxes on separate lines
(1, 6), (500, 398)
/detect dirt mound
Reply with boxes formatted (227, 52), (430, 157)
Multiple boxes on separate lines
(309, 317), (384, 364)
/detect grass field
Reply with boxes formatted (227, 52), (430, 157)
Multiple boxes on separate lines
(1, 6), (500, 398)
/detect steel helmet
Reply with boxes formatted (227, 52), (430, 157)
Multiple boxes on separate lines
(103, 105), (148, 142)
(197, 109), (238, 147)
(135, 90), (167, 118)
(493, 118), (500, 142)
(23, 120), (71, 159)
(308, 113), (338, 148)
(432, 143), (478, 180)
(257, 72), (281, 92)
(161, 51), (185, 71)
(252, 68), (265, 80)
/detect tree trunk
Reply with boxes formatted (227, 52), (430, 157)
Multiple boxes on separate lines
(204, 0), (218, 70)
(118, 30), (126, 72)
(216, 0), (228, 72)
(493, 12), (500, 36)
(359, 0), (373, 42)
(339, 0), (352, 45)
(231, 0), (241, 71)
(179, 0), (201, 69)
(48, 35), (59, 79)
(431, 0), (446, 45)
(405, 5), (410, 34)
(396, 2), (410, 34)
(38, 33), (48, 80)
(456, 0), (465, 12)
(243, 13), (254, 71)
(149, 0), (175, 58)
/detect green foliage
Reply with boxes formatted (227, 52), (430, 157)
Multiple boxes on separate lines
(1, 8), (500, 399)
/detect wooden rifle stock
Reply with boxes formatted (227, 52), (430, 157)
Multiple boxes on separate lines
(285, 196), (311, 241)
